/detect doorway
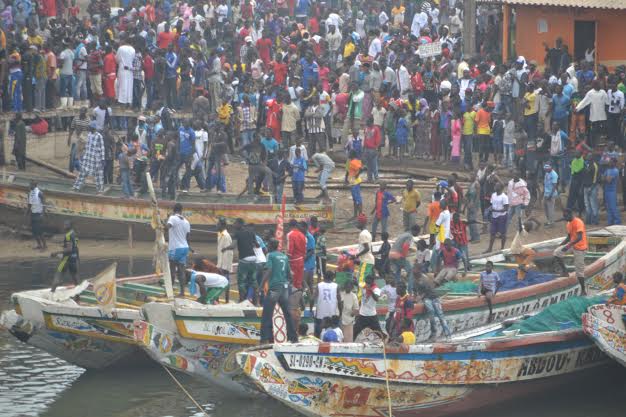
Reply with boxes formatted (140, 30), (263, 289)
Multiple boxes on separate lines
(574, 20), (595, 62)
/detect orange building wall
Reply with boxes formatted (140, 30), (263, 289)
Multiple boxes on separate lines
(513, 6), (626, 69)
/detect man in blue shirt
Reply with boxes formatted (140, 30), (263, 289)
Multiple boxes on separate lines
(300, 51), (319, 91)
(551, 84), (570, 132)
(603, 158), (621, 225)
(370, 182), (396, 241)
(543, 163), (559, 226)
(165, 43), (178, 109)
(291, 147), (307, 203)
(178, 119), (196, 192)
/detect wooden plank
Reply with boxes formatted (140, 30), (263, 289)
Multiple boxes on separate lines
(25, 157), (76, 179)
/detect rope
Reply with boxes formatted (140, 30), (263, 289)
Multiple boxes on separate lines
(372, 330), (393, 417)
(161, 364), (210, 417)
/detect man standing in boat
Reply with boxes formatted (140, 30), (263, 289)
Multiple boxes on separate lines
(166, 203), (191, 296)
(554, 209), (588, 295)
(26, 180), (46, 251)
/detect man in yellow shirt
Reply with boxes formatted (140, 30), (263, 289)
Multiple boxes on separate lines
(400, 179), (420, 232)
(462, 109), (476, 170)
(474, 102), (492, 162)
(523, 83), (539, 141)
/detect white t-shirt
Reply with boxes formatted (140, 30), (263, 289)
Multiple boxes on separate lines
(194, 129), (208, 156)
(341, 291), (358, 326)
(381, 284), (398, 312)
(167, 214), (190, 250)
(59, 49), (75, 76)
(435, 209), (452, 239)
(415, 248), (432, 264)
(360, 286), (382, 317)
(358, 229), (375, 265)
(315, 281), (339, 319)
(193, 271), (229, 289)
(368, 37), (382, 58)
(490, 193), (509, 218)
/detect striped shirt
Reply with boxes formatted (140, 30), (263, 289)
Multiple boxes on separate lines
(479, 271), (500, 293)
(304, 105), (325, 134)
(70, 117), (90, 135)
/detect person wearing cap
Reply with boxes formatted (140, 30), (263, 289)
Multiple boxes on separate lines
(72, 121), (105, 193)
(543, 163), (559, 227)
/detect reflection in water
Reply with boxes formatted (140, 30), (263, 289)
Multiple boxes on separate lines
(0, 258), (625, 417)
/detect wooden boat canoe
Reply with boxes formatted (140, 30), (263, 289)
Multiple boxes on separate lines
(132, 227), (625, 396)
(0, 172), (335, 241)
(582, 303), (626, 367)
(236, 304), (611, 417)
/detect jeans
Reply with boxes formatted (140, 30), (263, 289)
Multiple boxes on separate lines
(69, 143), (80, 172)
(503, 143), (515, 168)
(402, 211), (417, 232)
(260, 287), (298, 343)
(145, 78), (154, 109)
(364, 148), (379, 181)
(524, 112), (538, 140)
(120, 168), (133, 197)
(74, 70), (87, 100)
(177, 155), (193, 190)
(544, 195), (556, 224)
(275, 182), (284, 201)
(462, 135), (473, 168)
(240, 129), (254, 151)
(34, 78), (46, 110)
(319, 168), (332, 190)
(391, 257), (412, 291)
(467, 206), (481, 241)
(507, 204), (525, 231)
(423, 298), (451, 338)
(165, 77), (177, 108)
(237, 260), (258, 302)
(132, 79), (144, 108)
(59, 74), (73, 98)
(292, 180), (305, 203)
(104, 159), (114, 184)
(605, 189), (621, 225)
(371, 216), (388, 240)
(584, 184), (599, 225)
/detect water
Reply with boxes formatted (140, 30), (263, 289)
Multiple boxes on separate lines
(1, 258), (625, 417)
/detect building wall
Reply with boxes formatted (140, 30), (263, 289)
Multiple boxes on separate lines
(514, 6), (626, 69)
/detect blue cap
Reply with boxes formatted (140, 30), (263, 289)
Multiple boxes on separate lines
(89, 121), (98, 129)
(322, 329), (338, 342)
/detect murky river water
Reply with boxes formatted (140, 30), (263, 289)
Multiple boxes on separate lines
(1, 258), (625, 417)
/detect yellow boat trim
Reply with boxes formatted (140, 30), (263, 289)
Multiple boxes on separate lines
(43, 313), (137, 345)
(175, 320), (258, 345)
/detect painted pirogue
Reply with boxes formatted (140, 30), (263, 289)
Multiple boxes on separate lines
(0, 172), (335, 241)
(583, 303), (626, 368)
(236, 296), (611, 417)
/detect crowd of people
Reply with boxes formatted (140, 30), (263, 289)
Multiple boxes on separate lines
(9, 0), (626, 343)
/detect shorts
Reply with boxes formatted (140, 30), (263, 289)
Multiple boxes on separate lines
(168, 247), (190, 265)
(490, 215), (507, 236)
(351, 184), (362, 205)
(480, 286), (494, 295)
(57, 256), (78, 274)
(31, 213), (44, 237)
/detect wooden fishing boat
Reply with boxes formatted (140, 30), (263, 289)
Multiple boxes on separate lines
(0, 273), (168, 369)
(0, 172), (335, 241)
(236, 297), (612, 417)
(132, 227), (625, 396)
(582, 303), (626, 367)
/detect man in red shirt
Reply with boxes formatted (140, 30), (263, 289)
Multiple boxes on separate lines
(157, 23), (175, 49)
(143, 52), (155, 108)
(287, 219), (306, 328)
(363, 117), (381, 182)
(102, 45), (117, 101)
(256, 31), (272, 66)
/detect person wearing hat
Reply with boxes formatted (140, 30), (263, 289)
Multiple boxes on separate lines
(543, 163), (559, 227)
(72, 121), (105, 193)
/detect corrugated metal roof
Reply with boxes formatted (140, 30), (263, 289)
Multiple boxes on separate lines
(478, 0), (626, 9)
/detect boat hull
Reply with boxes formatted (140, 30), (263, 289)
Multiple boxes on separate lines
(236, 332), (610, 417)
(583, 304), (626, 367)
(1, 309), (141, 369)
(0, 175), (334, 241)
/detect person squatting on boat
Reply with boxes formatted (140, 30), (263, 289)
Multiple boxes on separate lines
(186, 269), (229, 305)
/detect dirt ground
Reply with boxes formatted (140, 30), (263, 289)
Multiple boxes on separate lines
(0, 152), (575, 262)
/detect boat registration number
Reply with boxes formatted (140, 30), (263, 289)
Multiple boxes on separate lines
(287, 354), (325, 369)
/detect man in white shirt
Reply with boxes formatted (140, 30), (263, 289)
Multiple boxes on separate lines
(289, 137), (309, 164)
(325, 24), (342, 68)
(607, 82), (625, 144)
(355, 216), (375, 265)
(166, 203), (191, 296)
(368, 29), (382, 59)
(353, 274), (382, 340)
(487, 183), (510, 253)
(187, 270), (229, 304)
(575, 79), (609, 146)
(435, 200), (452, 249)
(313, 271), (340, 337)
(394, 61), (410, 98)
(216, 218), (233, 302)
